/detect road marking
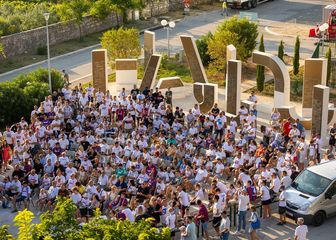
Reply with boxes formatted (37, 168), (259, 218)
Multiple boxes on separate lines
(265, 26), (283, 36)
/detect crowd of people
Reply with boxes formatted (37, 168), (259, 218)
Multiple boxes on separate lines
(0, 83), (327, 240)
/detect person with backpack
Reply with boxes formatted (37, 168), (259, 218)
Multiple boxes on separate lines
(249, 206), (261, 240)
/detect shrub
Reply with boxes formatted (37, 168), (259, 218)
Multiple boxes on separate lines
(22, 198), (171, 240)
(101, 27), (141, 68)
(207, 16), (258, 71)
(37, 45), (47, 55)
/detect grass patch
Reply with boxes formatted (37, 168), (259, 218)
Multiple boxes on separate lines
(108, 60), (193, 83)
(107, 57), (225, 87)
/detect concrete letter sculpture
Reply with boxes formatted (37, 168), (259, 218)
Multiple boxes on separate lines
(252, 51), (290, 107)
(92, 49), (108, 92)
(156, 77), (184, 89)
(180, 35), (217, 113)
(302, 58), (327, 117)
(115, 59), (137, 92)
(226, 60), (242, 115)
(194, 82), (218, 113)
(140, 54), (161, 91)
(144, 31), (155, 67)
(312, 85), (330, 146)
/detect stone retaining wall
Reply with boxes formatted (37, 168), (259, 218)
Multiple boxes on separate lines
(0, 13), (120, 59)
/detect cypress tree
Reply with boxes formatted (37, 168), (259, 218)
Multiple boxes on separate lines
(293, 36), (300, 75)
(256, 35), (265, 92)
(326, 47), (332, 86)
(278, 40), (284, 62)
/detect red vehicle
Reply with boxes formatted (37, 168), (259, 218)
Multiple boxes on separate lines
(309, 9), (336, 41)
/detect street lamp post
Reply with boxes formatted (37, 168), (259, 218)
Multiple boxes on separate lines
(44, 12), (52, 93)
(161, 20), (176, 58)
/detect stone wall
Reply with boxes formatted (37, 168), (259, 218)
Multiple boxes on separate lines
(0, 0), (213, 59)
(0, 13), (120, 58)
(141, 0), (170, 19)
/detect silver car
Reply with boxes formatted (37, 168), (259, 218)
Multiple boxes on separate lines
(286, 160), (336, 226)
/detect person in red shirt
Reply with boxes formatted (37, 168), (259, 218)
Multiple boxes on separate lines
(195, 199), (209, 240)
(282, 118), (292, 142)
(116, 105), (125, 122)
(2, 143), (11, 170)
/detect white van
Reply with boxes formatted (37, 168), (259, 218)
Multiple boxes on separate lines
(286, 160), (336, 226)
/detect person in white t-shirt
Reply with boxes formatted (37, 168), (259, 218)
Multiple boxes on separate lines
(277, 186), (287, 225)
(270, 173), (281, 196)
(166, 207), (177, 239)
(294, 218), (308, 240)
(259, 180), (272, 219)
(177, 186), (190, 217)
(281, 171), (292, 189)
(121, 204), (135, 222)
(233, 189), (250, 235)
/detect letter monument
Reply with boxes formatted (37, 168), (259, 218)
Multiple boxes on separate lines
(92, 49), (108, 92)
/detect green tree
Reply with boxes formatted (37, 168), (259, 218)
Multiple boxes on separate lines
(90, 0), (118, 20)
(256, 34), (265, 92)
(196, 32), (213, 67)
(0, 68), (64, 127)
(101, 27), (141, 68)
(326, 47), (332, 86)
(293, 36), (300, 75)
(207, 16), (258, 71)
(278, 40), (284, 63)
(35, 198), (80, 239)
(56, 0), (91, 40)
(14, 209), (34, 240)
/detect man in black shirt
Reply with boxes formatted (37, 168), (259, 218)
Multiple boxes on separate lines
(137, 181), (150, 202)
(152, 87), (159, 102)
(165, 88), (173, 105)
(211, 103), (220, 117)
(131, 85), (140, 100)
(34, 159), (44, 175)
(12, 165), (25, 182)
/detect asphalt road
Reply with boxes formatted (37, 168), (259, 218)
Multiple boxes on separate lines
(0, 0), (333, 83)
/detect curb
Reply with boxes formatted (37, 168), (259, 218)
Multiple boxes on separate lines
(0, 18), (183, 81)
(264, 26), (312, 41)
